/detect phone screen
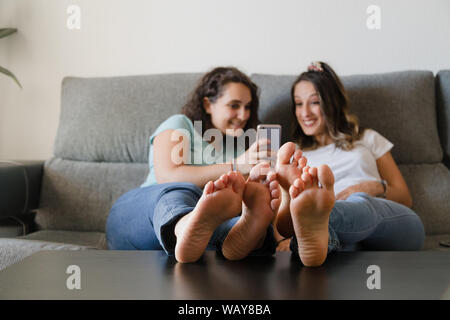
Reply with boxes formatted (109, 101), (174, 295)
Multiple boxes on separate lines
(257, 125), (281, 167)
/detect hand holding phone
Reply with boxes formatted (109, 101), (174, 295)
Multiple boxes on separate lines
(257, 124), (281, 168)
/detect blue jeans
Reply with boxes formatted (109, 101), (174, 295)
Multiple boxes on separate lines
(290, 192), (425, 255)
(106, 182), (277, 256)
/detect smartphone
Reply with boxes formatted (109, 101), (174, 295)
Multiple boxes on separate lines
(257, 124), (281, 167)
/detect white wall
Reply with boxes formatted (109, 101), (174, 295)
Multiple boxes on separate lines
(1, 0), (449, 160)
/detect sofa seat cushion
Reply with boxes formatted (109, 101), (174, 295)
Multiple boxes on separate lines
(399, 163), (450, 235)
(0, 238), (92, 271)
(424, 234), (450, 251)
(19, 230), (107, 249)
(0, 218), (26, 238)
(36, 158), (148, 232)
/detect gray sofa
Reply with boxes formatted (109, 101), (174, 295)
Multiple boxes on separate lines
(1, 69), (450, 271)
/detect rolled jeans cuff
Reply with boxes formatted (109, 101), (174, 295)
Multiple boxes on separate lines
(159, 207), (194, 255)
(215, 220), (277, 257)
(289, 224), (341, 258)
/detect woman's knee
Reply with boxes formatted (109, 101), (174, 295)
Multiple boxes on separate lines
(362, 214), (425, 251)
(404, 214), (426, 250)
(106, 182), (202, 250)
(106, 205), (132, 249)
(383, 201), (426, 250)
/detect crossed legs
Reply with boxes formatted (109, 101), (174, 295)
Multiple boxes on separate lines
(174, 163), (281, 263)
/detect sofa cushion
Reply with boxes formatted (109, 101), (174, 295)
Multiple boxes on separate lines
(399, 163), (450, 235)
(0, 218), (25, 238)
(35, 158), (148, 232)
(0, 238), (91, 271)
(423, 234), (450, 251)
(253, 71), (443, 165)
(55, 74), (202, 163)
(252, 74), (295, 145)
(436, 70), (450, 168)
(19, 230), (107, 249)
(55, 71), (442, 166)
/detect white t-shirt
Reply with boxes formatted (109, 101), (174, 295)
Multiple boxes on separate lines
(300, 129), (393, 195)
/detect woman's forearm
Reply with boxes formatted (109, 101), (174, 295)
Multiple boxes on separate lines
(385, 184), (413, 208)
(369, 179), (413, 208)
(337, 180), (412, 208)
(375, 152), (413, 208)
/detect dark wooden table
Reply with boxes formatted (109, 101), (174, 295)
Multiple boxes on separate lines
(0, 250), (449, 300)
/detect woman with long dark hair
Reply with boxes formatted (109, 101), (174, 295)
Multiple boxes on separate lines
(106, 67), (281, 263)
(275, 62), (425, 266)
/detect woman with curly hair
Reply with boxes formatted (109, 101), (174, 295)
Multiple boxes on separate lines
(106, 67), (281, 263)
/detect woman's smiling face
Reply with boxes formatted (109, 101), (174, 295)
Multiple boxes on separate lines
(294, 80), (329, 143)
(204, 82), (252, 136)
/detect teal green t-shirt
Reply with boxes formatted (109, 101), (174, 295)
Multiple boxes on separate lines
(141, 114), (244, 187)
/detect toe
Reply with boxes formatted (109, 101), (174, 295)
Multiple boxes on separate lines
(291, 149), (303, 166)
(249, 162), (270, 182)
(227, 171), (237, 187)
(214, 179), (226, 189)
(294, 177), (304, 191)
(271, 198), (281, 212)
(204, 181), (215, 195)
(220, 174), (229, 185)
(269, 179), (279, 190)
(265, 171), (277, 185)
(277, 142), (297, 165)
(309, 167), (319, 187)
(298, 157), (307, 169)
(301, 171), (312, 188)
(289, 183), (299, 198)
(231, 171), (246, 195)
(271, 187), (280, 199)
(317, 165), (335, 191)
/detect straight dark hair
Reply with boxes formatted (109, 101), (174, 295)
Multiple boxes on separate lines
(291, 62), (363, 150)
(182, 66), (260, 135)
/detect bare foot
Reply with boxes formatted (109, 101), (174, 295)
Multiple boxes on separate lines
(222, 162), (281, 260)
(276, 238), (292, 252)
(289, 165), (335, 267)
(274, 142), (308, 237)
(276, 142), (307, 191)
(174, 171), (245, 263)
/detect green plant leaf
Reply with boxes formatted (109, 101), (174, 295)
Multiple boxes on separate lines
(0, 65), (22, 88)
(0, 28), (17, 39)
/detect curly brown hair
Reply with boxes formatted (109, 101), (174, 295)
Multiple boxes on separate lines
(181, 67), (260, 135)
(290, 62), (363, 150)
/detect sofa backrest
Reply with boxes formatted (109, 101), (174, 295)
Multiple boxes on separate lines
(36, 70), (449, 235)
(254, 70), (442, 165)
(54, 74), (202, 163)
(54, 71), (442, 165)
